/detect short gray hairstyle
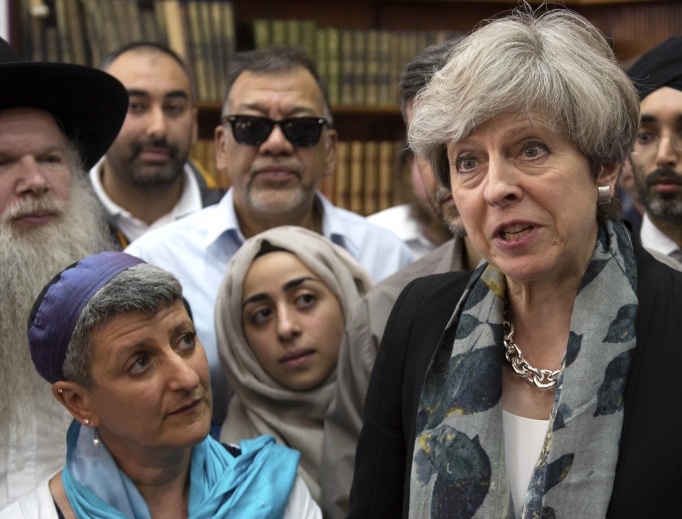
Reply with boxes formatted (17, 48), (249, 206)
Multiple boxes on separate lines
(222, 45), (333, 125)
(409, 7), (640, 216)
(62, 264), (183, 390)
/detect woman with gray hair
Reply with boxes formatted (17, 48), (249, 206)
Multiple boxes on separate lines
(1, 252), (320, 519)
(348, 8), (682, 519)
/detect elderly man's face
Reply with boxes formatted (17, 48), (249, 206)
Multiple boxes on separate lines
(103, 50), (197, 187)
(630, 86), (682, 220)
(0, 107), (72, 227)
(215, 68), (336, 218)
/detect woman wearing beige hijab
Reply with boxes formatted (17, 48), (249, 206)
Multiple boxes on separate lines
(215, 226), (372, 503)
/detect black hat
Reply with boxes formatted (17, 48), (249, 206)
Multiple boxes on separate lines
(627, 37), (682, 101)
(0, 38), (128, 169)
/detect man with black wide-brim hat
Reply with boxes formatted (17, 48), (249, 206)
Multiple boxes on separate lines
(0, 37), (128, 507)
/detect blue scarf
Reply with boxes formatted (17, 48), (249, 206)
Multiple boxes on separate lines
(62, 421), (299, 518)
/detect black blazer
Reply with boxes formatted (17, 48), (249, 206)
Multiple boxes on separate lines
(348, 225), (682, 518)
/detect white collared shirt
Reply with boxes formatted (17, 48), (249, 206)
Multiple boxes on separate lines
(89, 161), (203, 243)
(125, 190), (413, 423)
(640, 212), (681, 257)
(367, 203), (439, 260)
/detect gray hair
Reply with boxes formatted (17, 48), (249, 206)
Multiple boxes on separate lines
(63, 264), (183, 390)
(409, 7), (640, 220)
(222, 45), (333, 125)
(399, 39), (460, 123)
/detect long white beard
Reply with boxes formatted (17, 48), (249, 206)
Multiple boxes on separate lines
(0, 173), (113, 467)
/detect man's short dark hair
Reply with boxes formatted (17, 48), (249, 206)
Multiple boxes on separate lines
(222, 45), (333, 125)
(399, 39), (460, 123)
(99, 41), (196, 102)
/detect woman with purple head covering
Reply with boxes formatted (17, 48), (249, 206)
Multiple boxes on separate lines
(1, 251), (320, 519)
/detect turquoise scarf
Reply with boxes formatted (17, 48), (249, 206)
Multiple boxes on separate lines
(409, 218), (638, 518)
(62, 421), (299, 518)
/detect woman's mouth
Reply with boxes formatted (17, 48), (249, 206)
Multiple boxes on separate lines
(280, 349), (315, 368)
(499, 224), (534, 241)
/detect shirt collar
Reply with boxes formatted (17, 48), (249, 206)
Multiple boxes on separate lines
(204, 189), (245, 248)
(89, 160), (202, 222)
(640, 212), (681, 255)
(203, 190), (360, 254)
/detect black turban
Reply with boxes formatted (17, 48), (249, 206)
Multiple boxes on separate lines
(627, 37), (682, 100)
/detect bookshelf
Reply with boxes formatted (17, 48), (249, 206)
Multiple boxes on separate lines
(10, 0), (682, 209)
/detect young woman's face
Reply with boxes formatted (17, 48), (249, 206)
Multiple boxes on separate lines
(241, 251), (345, 391)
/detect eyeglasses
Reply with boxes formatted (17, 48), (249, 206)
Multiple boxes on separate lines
(223, 115), (328, 147)
(632, 130), (682, 155)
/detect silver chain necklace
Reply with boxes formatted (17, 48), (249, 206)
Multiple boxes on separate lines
(503, 319), (560, 390)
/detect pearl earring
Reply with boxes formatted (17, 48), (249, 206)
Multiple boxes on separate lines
(93, 429), (100, 447)
(84, 418), (90, 425)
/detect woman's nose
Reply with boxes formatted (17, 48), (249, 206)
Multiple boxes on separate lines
(483, 157), (523, 207)
(166, 353), (200, 392)
(276, 306), (302, 341)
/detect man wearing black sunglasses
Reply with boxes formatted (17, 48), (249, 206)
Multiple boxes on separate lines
(127, 46), (413, 430)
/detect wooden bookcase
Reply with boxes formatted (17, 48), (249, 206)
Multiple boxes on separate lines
(9, 0), (682, 208)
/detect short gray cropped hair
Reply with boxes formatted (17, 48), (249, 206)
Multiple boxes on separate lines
(409, 8), (640, 199)
(63, 264), (183, 390)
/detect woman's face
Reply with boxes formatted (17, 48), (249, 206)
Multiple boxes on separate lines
(241, 251), (345, 391)
(447, 113), (619, 285)
(84, 299), (212, 452)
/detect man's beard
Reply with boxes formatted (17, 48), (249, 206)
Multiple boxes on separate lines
(118, 138), (187, 188)
(0, 173), (113, 455)
(430, 185), (466, 237)
(244, 161), (315, 214)
(634, 166), (682, 220)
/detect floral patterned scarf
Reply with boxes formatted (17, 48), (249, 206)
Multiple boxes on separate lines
(409, 218), (638, 519)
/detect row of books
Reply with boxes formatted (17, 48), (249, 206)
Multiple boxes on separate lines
(252, 19), (461, 106)
(19, 0), (236, 102)
(190, 139), (406, 217)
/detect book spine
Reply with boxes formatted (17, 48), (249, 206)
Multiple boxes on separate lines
(349, 141), (364, 214)
(366, 30), (379, 106)
(363, 141), (379, 216)
(53, 0), (72, 63)
(352, 30), (365, 105)
(334, 141), (350, 209)
(271, 19), (286, 46)
(185, 1), (206, 101)
(153, 0), (168, 45)
(315, 28), (327, 88)
(286, 19), (300, 48)
(198, 0), (217, 101)
(340, 29), (353, 105)
(301, 20), (316, 59)
(252, 19), (270, 49)
(326, 28), (340, 106)
(378, 141), (394, 211)
(210, 1), (226, 102)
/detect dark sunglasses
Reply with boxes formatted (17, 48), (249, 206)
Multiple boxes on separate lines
(223, 115), (328, 147)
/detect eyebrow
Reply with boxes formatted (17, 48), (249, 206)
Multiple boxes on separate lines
(113, 319), (195, 363)
(242, 276), (319, 309)
(640, 114), (657, 124)
(235, 102), (316, 117)
(126, 89), (189, 100)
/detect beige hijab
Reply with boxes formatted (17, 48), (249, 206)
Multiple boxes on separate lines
(216, 226), (372, 503)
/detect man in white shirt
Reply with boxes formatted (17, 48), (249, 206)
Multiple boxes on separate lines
(0, 38), (127, 507)
(93, 42), (223, 248)
(126, 46), (413, 427)
(628, 38), (682, 263)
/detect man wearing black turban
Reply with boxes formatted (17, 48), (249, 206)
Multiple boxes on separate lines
(628, 37), (682, 263)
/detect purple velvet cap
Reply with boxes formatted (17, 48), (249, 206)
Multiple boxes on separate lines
(27, 252), (146, 384)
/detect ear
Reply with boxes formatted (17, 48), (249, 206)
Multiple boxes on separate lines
(190, 106), (199, 146)
(52, 381), (100, 428)
(322, 128), (338, 178)
(597, 162), (621, 197)
(215, 124), (229, 173)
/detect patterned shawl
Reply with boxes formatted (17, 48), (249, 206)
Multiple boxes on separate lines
(409, 218), (638, 518)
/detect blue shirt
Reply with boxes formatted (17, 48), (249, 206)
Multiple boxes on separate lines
(125, 190), (413, 423)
